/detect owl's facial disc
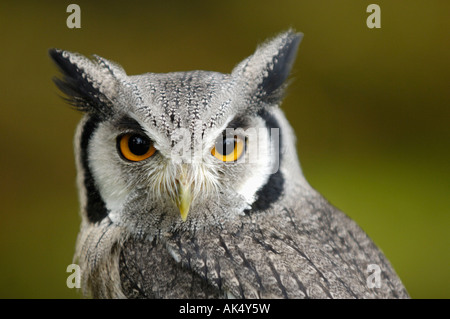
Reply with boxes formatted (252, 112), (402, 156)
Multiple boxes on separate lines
(89, 111), (274, 228)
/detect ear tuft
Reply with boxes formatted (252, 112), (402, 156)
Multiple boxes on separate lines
(49, 49), (124, 118)
(232, 30), (303, 103)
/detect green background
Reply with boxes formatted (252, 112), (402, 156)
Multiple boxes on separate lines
(0, 1), (448, 298)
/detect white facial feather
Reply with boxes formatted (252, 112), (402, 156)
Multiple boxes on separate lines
(88, 122), (130, 222)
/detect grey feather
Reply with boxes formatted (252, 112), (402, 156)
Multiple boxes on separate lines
(50, 30), (409, 299)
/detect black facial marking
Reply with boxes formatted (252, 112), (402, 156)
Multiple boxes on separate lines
(80, 115), (108, 223)
(246, 110), (284, 213)
(258, 109), (283, 152)
(248, 170), (285, 213)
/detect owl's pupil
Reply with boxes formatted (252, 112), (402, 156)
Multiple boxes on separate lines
(128, 134), (150, 155)
(217, 137), (235, 156)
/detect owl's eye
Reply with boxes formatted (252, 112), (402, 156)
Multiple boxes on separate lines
(211, 135), (245, 162)
(118, 133), (156, 162)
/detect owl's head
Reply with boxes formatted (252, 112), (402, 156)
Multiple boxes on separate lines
(50, 31), (303, 236)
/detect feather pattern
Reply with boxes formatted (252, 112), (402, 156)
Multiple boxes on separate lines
(51, 30), (409, 299)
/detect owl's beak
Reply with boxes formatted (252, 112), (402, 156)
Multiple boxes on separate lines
(175, 176), (192, 222)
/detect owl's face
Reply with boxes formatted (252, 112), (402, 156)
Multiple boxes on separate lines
(86, 73), (277, 234)
(51, 31), (302, 236)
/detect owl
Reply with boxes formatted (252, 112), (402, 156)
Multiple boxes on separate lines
(50, 30), (408, 299)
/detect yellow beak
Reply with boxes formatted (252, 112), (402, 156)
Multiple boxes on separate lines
(175, 177), (192, 222)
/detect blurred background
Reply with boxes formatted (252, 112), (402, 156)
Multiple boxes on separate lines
(0, 0), (448, 298)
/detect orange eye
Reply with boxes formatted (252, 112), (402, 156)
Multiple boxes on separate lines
(118, 133), (156, 162)
(211, 135), (245, 162)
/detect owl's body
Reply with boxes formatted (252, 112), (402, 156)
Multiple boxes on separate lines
(50, 31), (408, 298)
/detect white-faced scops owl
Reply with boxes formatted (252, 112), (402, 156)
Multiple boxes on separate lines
(50, 30), (409, 299)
